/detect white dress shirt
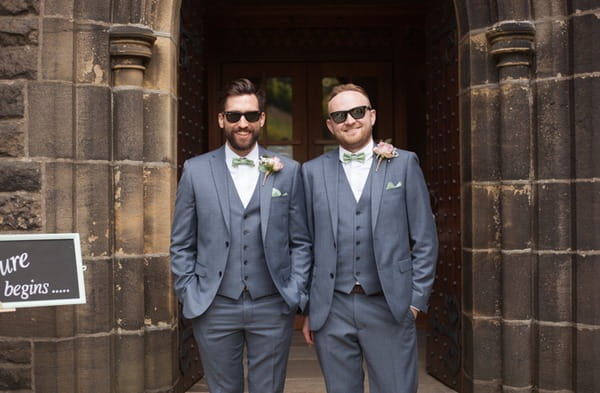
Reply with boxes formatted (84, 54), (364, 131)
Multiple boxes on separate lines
(339, 140), (374, 202)
(225, 143), (260, 208)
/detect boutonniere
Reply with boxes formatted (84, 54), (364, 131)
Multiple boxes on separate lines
(258, 155), (284, 185)
(373, 140), (398, 172)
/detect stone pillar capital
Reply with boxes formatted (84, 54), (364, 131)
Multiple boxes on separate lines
(486, 21), (535, 69)
(109, 25), (157, 86)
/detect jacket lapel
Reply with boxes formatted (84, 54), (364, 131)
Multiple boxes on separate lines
(259, 146), (273, 242)
(209, 146), (231, 234)
(323, 150), (339, 244)
(370, 156), (387, 233)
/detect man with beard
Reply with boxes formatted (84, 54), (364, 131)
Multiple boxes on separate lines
(170, 78), (311, 393)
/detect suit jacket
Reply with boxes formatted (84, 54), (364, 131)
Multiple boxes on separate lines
(302, 148), (438, 331)
(170, 145), (312, 319)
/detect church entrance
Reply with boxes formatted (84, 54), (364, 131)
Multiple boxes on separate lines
(177, 0), (461, 391)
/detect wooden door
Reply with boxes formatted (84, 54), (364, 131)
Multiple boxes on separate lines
(424, 0), (462, 390)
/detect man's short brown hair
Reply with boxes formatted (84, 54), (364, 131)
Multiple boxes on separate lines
(218, 78), (266, 112)
(327, 83), (371, 104)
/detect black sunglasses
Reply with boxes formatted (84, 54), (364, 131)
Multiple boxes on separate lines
(222, 111), (262, 123)
(329, 106), (372, 124)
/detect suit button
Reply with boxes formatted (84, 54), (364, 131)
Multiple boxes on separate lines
(243, 215), (248, 219)
(243, 230), (249, 235)
(244, 275), (248, 280)
(243, 245), (248, 250)
(218, 271), (222, 277)
(356, 256), (360, 260)
(333, 242), (337, 249)
(243, 260), (248, 265)
(225, 241), (229, 247)
(356, 271), (361, 276)
(356, 226), (361, 230)
(329, 273), (334, 279)
(356, 211), (361, 215)
(356, 241), (361, 245)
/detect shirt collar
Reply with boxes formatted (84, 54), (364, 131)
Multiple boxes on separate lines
(225, 143), (260, 169)
(339, 140), (374, 163)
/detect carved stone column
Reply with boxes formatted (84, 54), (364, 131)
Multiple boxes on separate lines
(108, 25), (158, 392)
(481, 19), (537, 392)
(109, 26), (156, 86)
(487, 21), (535, 77)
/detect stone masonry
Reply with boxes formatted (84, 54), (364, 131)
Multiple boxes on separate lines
(0, 0), (180, 392)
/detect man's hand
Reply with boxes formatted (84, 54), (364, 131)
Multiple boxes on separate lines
(410, 306), (419, 319)
(302, 316), (314, 345)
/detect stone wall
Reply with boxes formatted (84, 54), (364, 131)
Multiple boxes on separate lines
(458, 0), (599, 392)
(0, 0), (180, 392)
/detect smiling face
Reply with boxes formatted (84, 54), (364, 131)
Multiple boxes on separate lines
(326, 90), (376, 153)
(218, 94), (265, 156)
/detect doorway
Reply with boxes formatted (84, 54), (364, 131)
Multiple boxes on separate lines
(177, 1), (461, 391)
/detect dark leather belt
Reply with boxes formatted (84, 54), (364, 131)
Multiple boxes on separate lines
(349, 284), (383, 296)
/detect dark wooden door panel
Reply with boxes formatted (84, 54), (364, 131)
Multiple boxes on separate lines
(424, 0), (462, 390)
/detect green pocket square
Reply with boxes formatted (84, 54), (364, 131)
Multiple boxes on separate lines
(386, 181), (402, 190)
(272, 188), (288, 197)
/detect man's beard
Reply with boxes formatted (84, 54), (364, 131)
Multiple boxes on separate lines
(225, 128), (260, 153)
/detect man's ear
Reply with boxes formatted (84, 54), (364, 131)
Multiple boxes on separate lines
(326, 118), (334, 134)
(218, 112), (225, 129)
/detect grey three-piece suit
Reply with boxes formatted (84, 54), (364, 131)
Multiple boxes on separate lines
(170, 145), (311, 393)
(302, 147), (438, 393)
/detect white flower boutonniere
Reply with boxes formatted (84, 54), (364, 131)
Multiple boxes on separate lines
(373, 140), (398, 172)
(258, 155), (284, 185)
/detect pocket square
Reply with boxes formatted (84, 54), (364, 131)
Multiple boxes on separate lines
(271, 187), (288, 197)
(386, 181), (402, 190)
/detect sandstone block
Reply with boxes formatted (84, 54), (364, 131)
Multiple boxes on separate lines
(501, 253), (533, 320)
(28, 82), (73, 158)
(75, 85), (111, 160)
(44, 0), (73, 17)
(33, 340), (75, 393)
(143, 166), (175, 254)
(0, 45), (36, 79)
(536, 78), (572, 179)
(575, 254), (600, 326)
(502, 323), (532, 387)
(144, 256), (176, 325)
(470, 184), (501, 249)
(469, 88), (500, 181)
(0, 194), (41, 230)
(75, 258), (112, 334)
(144, 328), (178, 389)
(0, 120), (24, 157)
(73, 0), (110, 22)
(500, 83), (531, 180)
(471, 251), (501, 317)
(0, 83), (24, 118)
(75, 22), (109, 84)
(574, 76), (599, 178)
(114, 164), (144, 254)
(114, 257), (145, 330)
(576, 182), (599, 251)
(0, 0), (39, 15)
(114, 89), (144, 161)
(0, 16), (38, 45)
(43, 162), (74, 233)
(0, 161), (41, 192)
(537, 182), (572, 250)
(535, 18), (569, 77)
(0, 341), (30, 363)
(500, 184), (532, 249)
(538, 325), (573, 390)
(0, 366), (31, 390)
(114, 334), (144, 392)
(538, 254), (573, 322)
(41, 17), (73, 81)
(144, 92), (176, 163)
(75, 335), (111, 393)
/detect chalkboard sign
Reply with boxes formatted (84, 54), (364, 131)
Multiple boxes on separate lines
(0, 233), (86, 309)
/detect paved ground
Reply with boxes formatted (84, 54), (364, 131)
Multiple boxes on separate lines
(188, 328), (456, 393)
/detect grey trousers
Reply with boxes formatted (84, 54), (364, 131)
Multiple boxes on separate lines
(314, 291), (418, 393)
(192, 292), (296, 393)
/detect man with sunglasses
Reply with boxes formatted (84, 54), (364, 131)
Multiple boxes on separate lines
(301, 83), (438, 393)
(170, 78), (311, 393)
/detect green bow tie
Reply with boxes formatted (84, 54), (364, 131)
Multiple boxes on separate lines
(232, 157), (255, 168)
(342, 152), (366, 164)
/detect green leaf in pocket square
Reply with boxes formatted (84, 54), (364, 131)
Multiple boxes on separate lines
(272, 188), (287, 197)
(386, 181), (402, 190)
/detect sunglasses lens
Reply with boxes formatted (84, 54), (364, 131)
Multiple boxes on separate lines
(349, 106), (367, 120)
(224, 111), (261, 123)
(244, 111), (261, 122)
(329, 106), (370, 124)
(225, 112), (242, 122)
(330, 111), (347, 124)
